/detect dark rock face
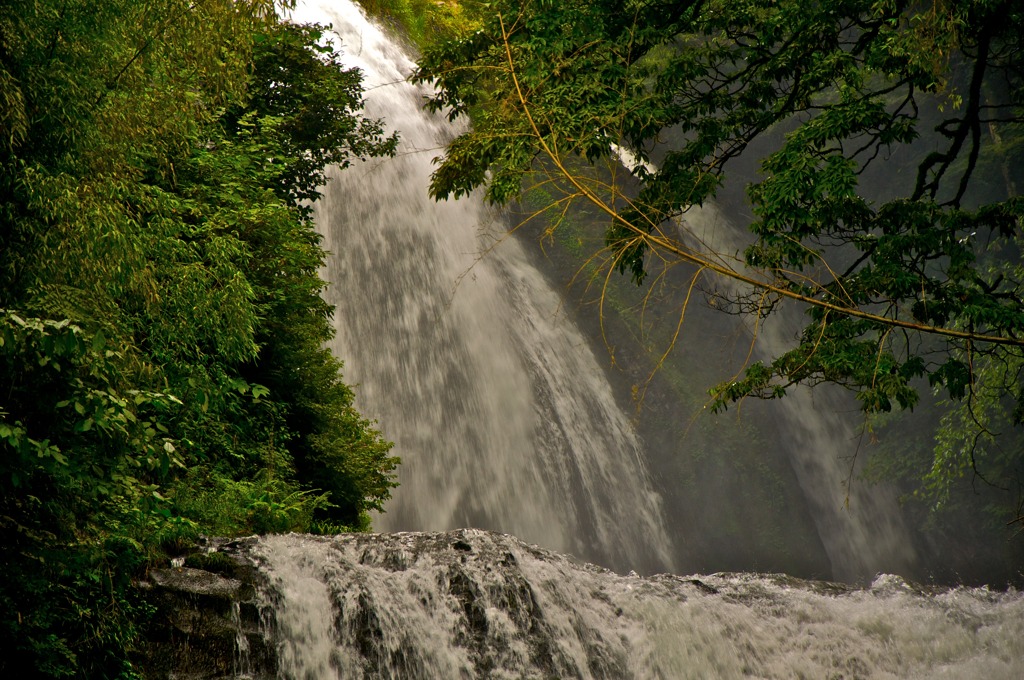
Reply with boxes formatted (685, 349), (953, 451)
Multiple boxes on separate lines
(135, 540), (275, 679)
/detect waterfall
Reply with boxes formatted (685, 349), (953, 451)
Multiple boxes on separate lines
(291, 0), (674, 574)
(219, 8), (1024, 677)
(242, 531), (1024, 680)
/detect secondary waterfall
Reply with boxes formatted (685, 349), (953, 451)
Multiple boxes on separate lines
(673, 200), (919, 581)
(609, 146), (919, 582)
(293, 0), (674, 574)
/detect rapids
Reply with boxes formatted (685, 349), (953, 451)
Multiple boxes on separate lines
(240, 531), (1024, 679)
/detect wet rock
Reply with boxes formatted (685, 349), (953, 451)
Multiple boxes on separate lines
(148, 567), (241, 600)
(135, 550), (275, 679)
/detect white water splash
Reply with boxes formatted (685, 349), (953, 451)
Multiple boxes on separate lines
(252, 532), (1024, 680)
(291, 0), (674, 574)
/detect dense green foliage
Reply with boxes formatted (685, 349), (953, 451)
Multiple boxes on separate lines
(415, 0), (1024, 555)
(1, 0), (398, 675)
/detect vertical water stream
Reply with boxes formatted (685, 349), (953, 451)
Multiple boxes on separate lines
(293, 0), (674, 574)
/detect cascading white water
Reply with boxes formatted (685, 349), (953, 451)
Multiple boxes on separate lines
(291, 0), (674, 574)
(249, 531), (1024, 680)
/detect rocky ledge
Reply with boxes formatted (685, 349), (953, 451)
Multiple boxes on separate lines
(135, 538), (274, 679)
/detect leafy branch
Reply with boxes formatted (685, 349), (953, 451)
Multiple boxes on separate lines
(494, 13), (1024, 350)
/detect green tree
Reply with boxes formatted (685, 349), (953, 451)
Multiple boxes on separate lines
(1, 1), (398, 674)
(227, 21), (398, 204)
(415, 0), (1024, 540)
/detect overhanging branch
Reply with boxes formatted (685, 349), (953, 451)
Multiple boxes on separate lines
(497, 13), (1024, 350)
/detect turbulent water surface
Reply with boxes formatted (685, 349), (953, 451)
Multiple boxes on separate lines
(244, 531), (1024, 680)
